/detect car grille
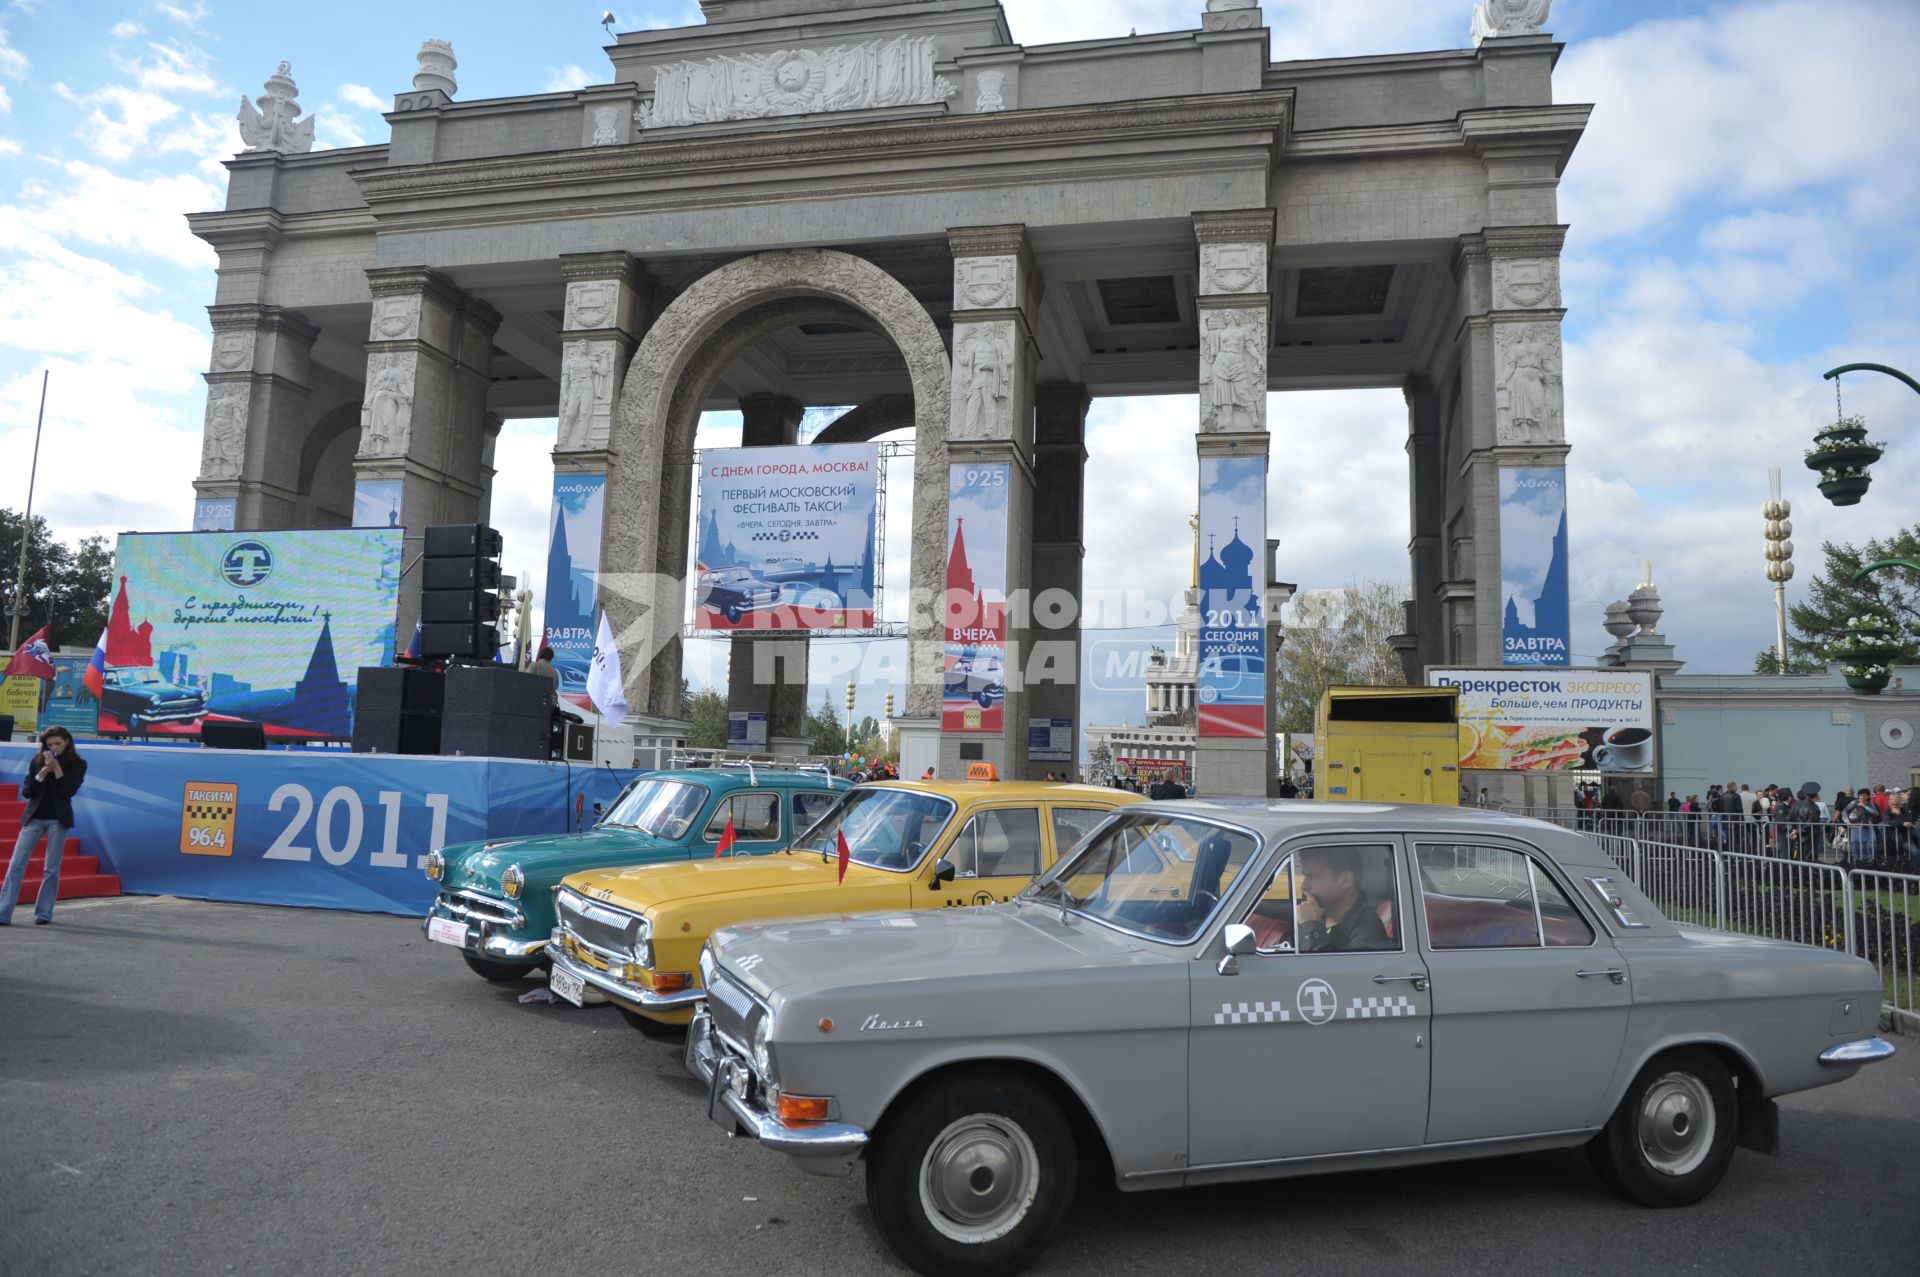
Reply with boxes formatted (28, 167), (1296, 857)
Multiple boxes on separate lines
(705, 969), (760, 1049)
(439, 890), (519, 928)
(556, 890), (644, 961)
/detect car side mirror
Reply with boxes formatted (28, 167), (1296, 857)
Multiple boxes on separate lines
(1217, 922), (1257, 976)
(933, 857), (956, 886)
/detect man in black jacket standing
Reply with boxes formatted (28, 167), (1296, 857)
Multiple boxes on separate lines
(1, 726), (87, 925)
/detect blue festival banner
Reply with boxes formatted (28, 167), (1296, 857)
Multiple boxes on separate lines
(943, 461), (1008, 733)
(1197, 455), (1267, 738)
(0, 742), (640, 916)
(41, 654), (102, 737)
(1499, 466), (1572, 667)
(543, 472), (605, 706)
(695, 443), (879, 629)
(106, 530), (404, 741)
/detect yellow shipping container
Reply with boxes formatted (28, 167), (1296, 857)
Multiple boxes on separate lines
(1314, 686), (1460, 805)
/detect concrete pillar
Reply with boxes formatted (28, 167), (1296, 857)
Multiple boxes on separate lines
(1403, 375), (1444, 681)
(940, 224), (1041, 779)
(1193, 209), (1277, 798)
(729, 392), (811, 756)
(1028, 382), (1088, 778)
(544, 253), (648, 709)
(1450, 225), (1572, 668)
(193, 303), (321, 530)
(353, 266), (500, 640)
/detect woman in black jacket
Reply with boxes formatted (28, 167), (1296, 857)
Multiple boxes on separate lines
(1, 726), (87, 925)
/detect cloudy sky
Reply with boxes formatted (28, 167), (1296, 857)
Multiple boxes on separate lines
(2, 0), (1918, 735)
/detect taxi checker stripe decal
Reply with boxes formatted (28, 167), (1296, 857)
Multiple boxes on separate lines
(1346, 996), (1417, 1019)
(1214, 1001), (1292, 1025)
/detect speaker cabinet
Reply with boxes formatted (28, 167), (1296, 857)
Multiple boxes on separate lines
(440, 712), (548, 761)
(563, 721), (596, 762)
(355, 666), (445, 717)
(351, 711), (442, 755)
(201, 719), (268, 750)
(445, 664), (553, 720)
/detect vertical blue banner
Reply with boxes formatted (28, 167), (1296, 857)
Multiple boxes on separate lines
(544, 472), (605, 705)
(1500, 466), (1571, 666)
(1197, 455), (1266, 738)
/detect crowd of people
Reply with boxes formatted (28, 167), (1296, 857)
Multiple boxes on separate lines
(1568, 778), (1916, 864)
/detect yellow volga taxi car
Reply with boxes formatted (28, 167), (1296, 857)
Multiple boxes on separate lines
(545, 773), (1143, 1031)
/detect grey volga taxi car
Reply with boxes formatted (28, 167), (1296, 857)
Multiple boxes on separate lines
(687, 800), (1893, 1276)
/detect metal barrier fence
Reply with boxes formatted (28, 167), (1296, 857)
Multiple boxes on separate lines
(1852, 867), (1919, 1024)
(1503, 806), (1917, 866)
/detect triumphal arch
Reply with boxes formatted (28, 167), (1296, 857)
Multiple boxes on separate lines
(188, 0), (1586, 792)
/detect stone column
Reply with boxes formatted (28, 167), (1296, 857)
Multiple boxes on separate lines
(1193, 209), (1276, 798)
(726, 393), (812, 756)
(543, 253), (647, 709)
(940, 225), (1041, 779)
(1449, 225), (1572, 668)
(1402, 374), (1445, 680)
(1027, 383), (1088, 777)
(192, 303), (321, 530)
(354, 266), (500, 640)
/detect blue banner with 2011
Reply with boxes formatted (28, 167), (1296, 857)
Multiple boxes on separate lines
(0, 743), (640, 916)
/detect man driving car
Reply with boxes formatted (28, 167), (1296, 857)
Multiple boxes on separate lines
(1295, 846), (1390, 952)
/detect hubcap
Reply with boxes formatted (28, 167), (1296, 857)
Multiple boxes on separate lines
(1637, 1071), (1716, 1176)
(917, 1113), (1040, 1244)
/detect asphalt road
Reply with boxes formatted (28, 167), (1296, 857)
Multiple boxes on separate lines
(3, 896), (1916, 1277)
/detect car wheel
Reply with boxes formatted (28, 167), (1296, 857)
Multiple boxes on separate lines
(460, 951), (539, 983)
(724, 602), (743, 624)
(976, 690), (993, 708)
(618, 1006), (685, 1038)
(1587, 1047), (1738, 1208)
(866, 1068), (1076, 1277)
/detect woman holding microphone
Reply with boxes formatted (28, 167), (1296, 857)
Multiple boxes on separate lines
(1, 726), (87, 925)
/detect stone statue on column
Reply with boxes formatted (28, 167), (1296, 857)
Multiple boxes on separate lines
(1199, 310), (1263, 432)
(359, 355), (414, 457)
(954, 327), (1012, 439)
(1472, 0), (1552, 43)
(237, 62), (314, 154)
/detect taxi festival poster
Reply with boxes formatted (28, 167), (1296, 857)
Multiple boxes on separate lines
(942, 462), (1009, 733)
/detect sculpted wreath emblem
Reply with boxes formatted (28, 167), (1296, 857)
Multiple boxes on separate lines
(760, 50), (824, 112)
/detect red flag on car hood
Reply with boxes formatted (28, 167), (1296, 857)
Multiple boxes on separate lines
(836, 828), (851, 883)
(714, 814), (736, 860)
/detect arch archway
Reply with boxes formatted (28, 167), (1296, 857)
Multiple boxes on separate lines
(813, 394), (915, 445)
(605, 249), (951, 721)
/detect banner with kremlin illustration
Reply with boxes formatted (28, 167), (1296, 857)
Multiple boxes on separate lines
(943, 462), (1009, 732)
(1196, 456), (1267, 739)
(1499, 466), (1572, 667)
(543, 473), (606, 707)
(103, 530), (404, 740)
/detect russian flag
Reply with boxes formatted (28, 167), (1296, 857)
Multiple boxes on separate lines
(404, 618), (423, 661)
(82, 628), (108, 699)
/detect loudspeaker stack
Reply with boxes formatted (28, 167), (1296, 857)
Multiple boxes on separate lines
(351, 666), (445, 755)
(439, 664), (554, 760)
(420, 523), (504, 661)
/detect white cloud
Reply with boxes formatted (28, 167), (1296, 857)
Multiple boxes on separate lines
(112, 39), (218, 94)
(338, 82), (386, 113)
(316, 114), (368, 149)
(543, 64), (593, 94)
(0, 135), (18, 154)
(0, 84), (11, 115)
(2, 159), (218, 269)
(0, 21), (27, 78)
(998, 1), (1459, 59)
(154, 1), (210, 27)
(109, 20), (145, 40)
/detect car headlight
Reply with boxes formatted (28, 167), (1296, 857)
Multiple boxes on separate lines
(752, 1013), (773, 1076)
(698, 945), (716, 990)
(502, 864), (525, 899)
(425, 849), (446, 882)
(633, 916), (653, 968)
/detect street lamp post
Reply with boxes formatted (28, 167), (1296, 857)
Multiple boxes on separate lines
(1809, 363), (1917, 507)
(8, 371), (48, 651)
(844, 678), (856, 754)
(1762, 468), (1793, 668)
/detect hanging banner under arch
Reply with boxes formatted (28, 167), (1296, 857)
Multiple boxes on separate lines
(943, 461), (1008, 733)
(543, 472), (605, 707)
(1197, 454), (1267, 739)
(694, 443), (878, 630)
(1499, 466), (1572, 667)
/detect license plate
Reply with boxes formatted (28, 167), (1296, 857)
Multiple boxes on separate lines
(427, 916), (468, 948)
(550, 965), (587, 1007)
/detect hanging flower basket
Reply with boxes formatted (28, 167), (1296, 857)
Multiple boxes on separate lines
(1804, 440), (1885, 471)
(1813, 415), (1870, 447)
(1817, 469), (1872, 505)
(1843, 663), (1892, 694)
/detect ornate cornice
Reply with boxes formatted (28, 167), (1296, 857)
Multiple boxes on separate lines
(1192, 207), (1275, 245)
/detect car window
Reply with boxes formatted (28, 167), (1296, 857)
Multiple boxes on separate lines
(1245, 844), (1399, 954)
(1049, 807), (1111, 859)
(947, 807), (1043, 879)
(705, 791), (781, 841)
(792, 790), (840, 831)
(1026, 813), (1257, 943)
(1415, 844), (1594, 949)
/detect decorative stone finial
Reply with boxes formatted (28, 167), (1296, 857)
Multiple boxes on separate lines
(414, 39), (458, 96)
(1626, 577), (1663, 634)
(1472, 0), (1552, 44)
(237, 61), (315, 154)
(1203, 0), (1261, 33)
(1602, 600), (1636, 640)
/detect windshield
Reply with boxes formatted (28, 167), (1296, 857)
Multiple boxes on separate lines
(600, 779), (709, 838)
(115, 668), (160, 686)
(790, 787), (957, 873)
(1022, 811), (1259, 943)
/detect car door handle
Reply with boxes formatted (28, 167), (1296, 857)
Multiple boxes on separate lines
(1373, 973), (1430, 992)
(1576, 968), (1627, 984)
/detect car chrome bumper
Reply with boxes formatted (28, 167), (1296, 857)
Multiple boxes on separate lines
(686, 1008), (867, 1176)
(545, 928), (707, 1010)
(1819, 1036), (1896, 1066)
(423, 896), (547, 961)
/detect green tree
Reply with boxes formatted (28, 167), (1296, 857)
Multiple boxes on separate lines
(1272, 579), (1410, 734)
(687, 686), (728, 749)
(0, 510), (112, 649)
(1777, 524), (1920, 670)
(1087, 739), (1114, 781)
(805, 691), (846, 756)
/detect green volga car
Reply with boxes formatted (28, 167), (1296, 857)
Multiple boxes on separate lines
(421, 765), (850, 981)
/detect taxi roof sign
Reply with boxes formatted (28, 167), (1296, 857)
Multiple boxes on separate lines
(965, 762), (1000, 781)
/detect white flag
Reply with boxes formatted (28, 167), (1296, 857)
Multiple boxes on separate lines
(586, 610), (628, 725)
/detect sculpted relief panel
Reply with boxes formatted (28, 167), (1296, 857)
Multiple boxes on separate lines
(1492, 256), (1560, 311)
(210, 331), (253, 373)
(565, 280), (619, 331)
(369, 295), (422, 342)
(201, 383), (250, 479)
(558, 340), (618, 452)
(950, 322), (1015, 441)
(1199, 308), (1267, 433)
(952, 256), (1014, 311)
(1493, 322), (1564, 446)
(359, 352), (417, 458)
(1200, 242), (1268, 296)
(637, 35), (957, 129)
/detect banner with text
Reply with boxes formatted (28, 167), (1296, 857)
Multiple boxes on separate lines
(943, 462), (1009, 732)
(543, 472), (605, 707)
(1499, 466), (1572, 667)
(0, 742), (639, 915)
(106, 530), (404, 741)
(695, 443), (878, 630)
(1429, 668), (1654, 773)
(1197, 455), (1267, 738)
(40, 655), (101, 736)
